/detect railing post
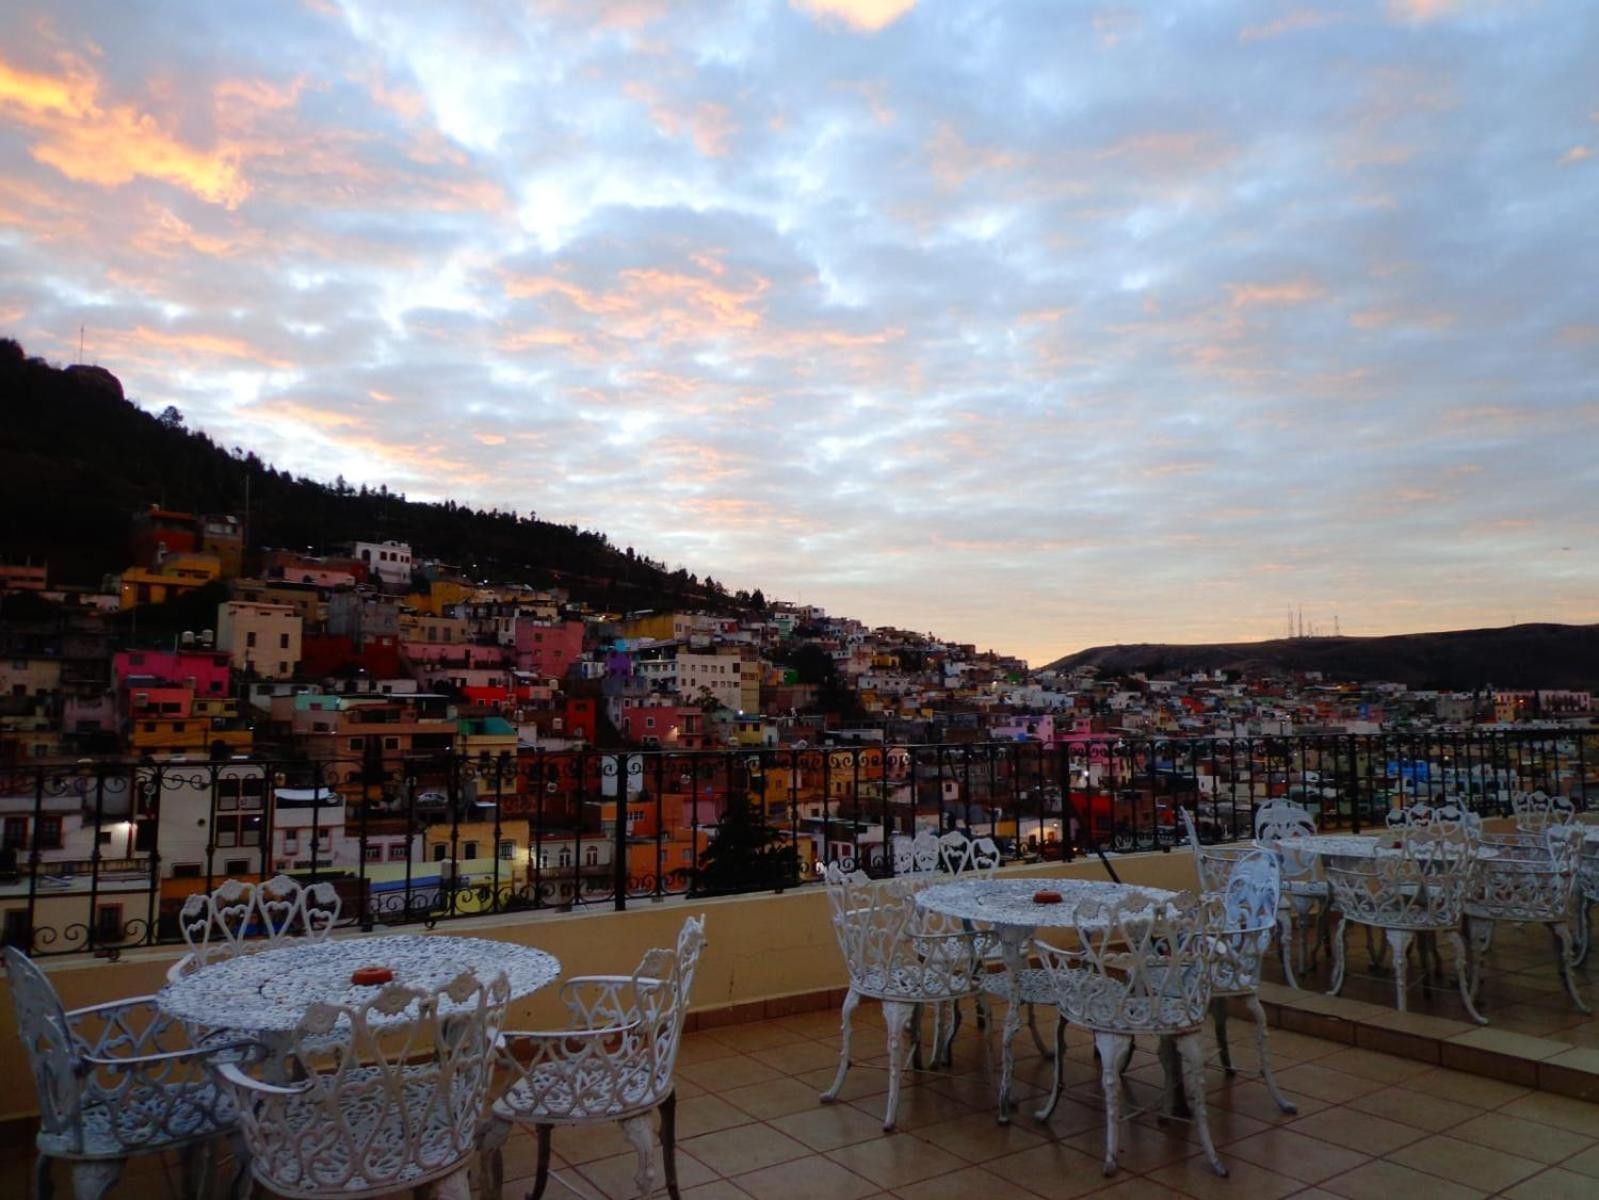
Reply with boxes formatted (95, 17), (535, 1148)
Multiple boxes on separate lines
(612, 752), (629, 912)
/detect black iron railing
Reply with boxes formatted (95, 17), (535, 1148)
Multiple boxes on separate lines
(0, 729), (1590, 957)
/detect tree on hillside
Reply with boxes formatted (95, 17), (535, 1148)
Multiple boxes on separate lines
(694, 795), (800, 896)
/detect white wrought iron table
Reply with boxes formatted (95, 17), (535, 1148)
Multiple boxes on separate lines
(915, 878), (1175, 1122)
(157, 933), (560, 1047)
(1255, 833), (1500, 861)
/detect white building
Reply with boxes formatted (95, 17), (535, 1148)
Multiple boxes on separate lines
(352, 540), (413, 587)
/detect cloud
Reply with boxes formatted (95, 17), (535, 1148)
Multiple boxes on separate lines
(790, 0), (916, 33)
(1, 0), (1595, 664)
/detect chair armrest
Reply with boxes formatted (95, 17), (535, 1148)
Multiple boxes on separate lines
(65, 994), (163, 1020)
(214, 1060), (315, 1098)
(80, 1037), (256, 1070)
(499, 1017), (641, 1047)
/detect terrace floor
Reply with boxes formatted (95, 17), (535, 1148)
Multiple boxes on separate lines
(10, 975), (1599, 1200)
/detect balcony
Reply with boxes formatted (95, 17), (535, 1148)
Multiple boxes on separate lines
(2, 867), (1598, 1199)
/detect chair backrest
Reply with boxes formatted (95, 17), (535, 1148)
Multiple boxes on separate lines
(1512, 791), (1577, 834)
(822, 862), (979, 1001)
(1211, 849), (1281, 993)
(1469, 825), (1584, 921)
(1326, 826), (1477, 930)
(629, 914), (707, 1100)
(228, 970), (508, 1195)
(1181, 807), (1254, 895)
(1385, 801), (1483, 838)
(3, 947), (83, 1148)
(174, 874), (341, 975)
(893, 830), (941, 875)
(938, 829), (1001, 876)
(1035, 891), (1221, 1035)
(1253, 800), (1318, 879)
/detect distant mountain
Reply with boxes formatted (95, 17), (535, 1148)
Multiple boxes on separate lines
(1045, 624), (1599, 691)
(0, 339), (738, 614)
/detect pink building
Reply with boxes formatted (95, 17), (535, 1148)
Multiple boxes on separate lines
(112, 649), (231, 696)
(514, 620), (585, 679)
(621, 703), (703, 747)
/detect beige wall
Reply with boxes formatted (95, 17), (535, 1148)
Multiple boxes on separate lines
(0, 850), (1201, 1124)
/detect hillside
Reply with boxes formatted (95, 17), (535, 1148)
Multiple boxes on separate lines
(1045, 623), (1599, 691)
(0, 339), (738, 614)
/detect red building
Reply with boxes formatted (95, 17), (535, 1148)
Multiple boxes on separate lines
(514, 620), (585, 679)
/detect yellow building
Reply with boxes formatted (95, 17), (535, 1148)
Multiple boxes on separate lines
(216, 600), (302, 679)
(119, 554), (221, 609)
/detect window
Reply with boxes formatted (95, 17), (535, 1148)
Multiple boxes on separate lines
(246, 631), (257, 648)
(558, 847), (572, 867)
(462, 841), (479, 859)
(172, 863), (202, 879)
(584, 846), (598, 866)
(224, 859), (250, 875)
(388, 843), (409, 862)
(279, 633), (290, 649)
(34, 816), (62, 850)
(364, 845), (382, 862)
(2, 817), (26, 849)
(432, 844), (447, 862)
(498, 840), (516, 860)
(384, 737), (399, 751)
(349, 737), (364, 750)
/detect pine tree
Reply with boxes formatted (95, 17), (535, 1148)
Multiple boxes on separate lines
(694, 796), (799, 896)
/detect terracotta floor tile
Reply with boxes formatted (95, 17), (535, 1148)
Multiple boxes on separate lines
(551, 1121), (635, 1165)
(1146, 1151), (1302, 1200)
(887, 1163), (1045, 1200)
(703, 1021), (803, 1053)
(845, 1086), (974, 1132)
(748, 1038), (844, 1074)
(1061, 1120), (1196, 1176)
(1558, 1141), (1599, 1178)
(677, 1035), (744, 1065)
(1500, 1090), (1599, 1138)
(770, 1103), (891, 1151)
(1314, 1046), (1433, 1084)
(1287, 1104), (1429, 1155)
(1083, 1176), (1195, 1198)
(1343, 1085), (1479, 1133)
(1205, 1079), (1329, 1123)
(796, 1063), (893, 1104)
(1499, 1166), (1599, 1200)
(1317, 1158), (1488, 1200)
(678, 1055), (785, 1093)
(679, 1124), (812, 1176)
(908, 1111), (1048, 1164)
(678, 1181), (756, 1200)
(823, 1134), (969, 1191)
(1447, 1110), (1593, 1165)
(674, 1094), (760, 1138)
(984, 1140), (1123, 1200)
(730, 1152), (880, 1200)
(723, 1077), (828, 1120)
(1270, 1063), (1384, 1104)
(574, 1146), (717, 1200)
(1398, 1067), (1531, 1110)
(1221, 1128), (1370, 1184)
(1384, 1132), (1543, 1193)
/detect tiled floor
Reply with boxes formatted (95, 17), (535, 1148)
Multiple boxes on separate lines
(11, 990), (1599, 1200)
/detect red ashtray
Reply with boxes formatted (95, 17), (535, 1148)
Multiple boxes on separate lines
(1390, 841), (1403, 849)
(351, 966), (394, 986)
(1033, 890), (1063, 905)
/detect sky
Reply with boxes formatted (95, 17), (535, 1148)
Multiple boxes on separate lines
(1, 0), (1596, 667)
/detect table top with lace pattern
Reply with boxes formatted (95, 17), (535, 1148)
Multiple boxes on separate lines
(914, 878), (1175, 930)
(1254, 833), (1499, 860)
(157, 933), (560, 1033)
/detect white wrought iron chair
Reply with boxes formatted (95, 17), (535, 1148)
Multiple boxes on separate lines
(1510, 790), (1577, 834)
(216, 969), (508, 1200)
(1252, 800), (1323, 986)
(4, 945), (248, 1200)
(486, 914), (707, 1200)
(1463, 825), (1589, 1015)
(1182, 811), (1297, 1115)
(167, 874), (342, 981)
(1577, 822), (1599, 965)
(1034, 891), (1228, 1178)
(1385, 800), (1483, 837)
(819, 863), (985, 1130)
(1325, 826), (1485, 1023)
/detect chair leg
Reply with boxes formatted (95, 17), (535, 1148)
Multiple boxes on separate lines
(429, 1167), (472, 1200)
(1095, 1032), (1131, 1176)
(1576, 901), (1591, 967)
(528, 1125), (553, 1200)
(1210, 996), (1233, 1075)
(819, 987), (860, 1103)
(1276, 912), (1299, 990)
(620, 1114), (656, 1200)
(226, 1130), (253, 1200)
(1158, 1033), (1189, 1122)
(1247, 993), (1297, 1114)
(1465, 915), (1494, 1005)
(1327, 916), (1349, 996)
(659, 1091), (682, 1200)
(1177, 1033), (1227, 1177)
(1027, 1004), (1049, 1057)
(32, 1154), (52, 1200)
(1034, 1014), (1067, 1122)
(1449, 930), (1488, 1026)
(1552, 922), (1591, 1014)
(68, 1162), (122, 1200)
(941, 999), (962, 1067)
(180, 1138), (214, 1200)
(881, 1000), (916, 1132)
(1386, 929), (1412, 1012)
